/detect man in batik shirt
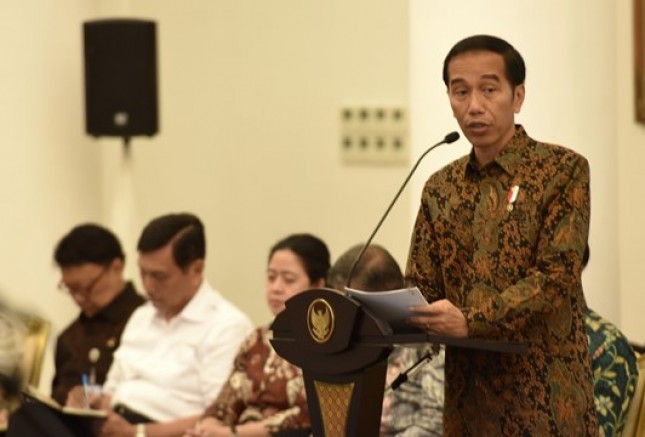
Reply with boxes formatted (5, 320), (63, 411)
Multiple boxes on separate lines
(406, 34), (597, 435)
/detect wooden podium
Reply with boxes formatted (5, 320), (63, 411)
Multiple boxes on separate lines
(270, 288), (526, 437)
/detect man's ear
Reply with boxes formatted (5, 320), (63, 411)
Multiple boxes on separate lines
(110, 257), (124, 274)
(513, 84), (525, 113)
(190, 259), (205, 276)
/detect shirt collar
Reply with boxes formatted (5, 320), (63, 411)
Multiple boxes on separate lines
(79, 282), (138, 322)
(156, 280), (218, 324)
(464, 125), (529, 178)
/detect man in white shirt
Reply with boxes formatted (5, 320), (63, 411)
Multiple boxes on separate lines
(70, 213), (254, 437)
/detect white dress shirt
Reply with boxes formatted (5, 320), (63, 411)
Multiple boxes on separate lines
(102, 280), (253, 422)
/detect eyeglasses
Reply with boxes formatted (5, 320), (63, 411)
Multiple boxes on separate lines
(58, 267), (108, 297)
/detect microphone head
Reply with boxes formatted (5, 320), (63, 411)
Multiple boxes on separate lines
(444, 131), (460, 144)
(88, 347), (100, 364)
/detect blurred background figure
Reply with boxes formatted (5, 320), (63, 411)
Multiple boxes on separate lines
(327, 243), (444, 436)
(582, 246), (639, 436)
(0, 302), (26, 429)
(53, 223), (144, 405)
(94, 212), (254, 437)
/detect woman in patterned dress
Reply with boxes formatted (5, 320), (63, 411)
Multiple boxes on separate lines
(184, 233), (330, 437)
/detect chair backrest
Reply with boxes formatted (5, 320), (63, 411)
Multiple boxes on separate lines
(19, 314), (50, 388)
(623, 353), (645, 437)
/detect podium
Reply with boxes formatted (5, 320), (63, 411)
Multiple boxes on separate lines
(270, 288), (527, 437)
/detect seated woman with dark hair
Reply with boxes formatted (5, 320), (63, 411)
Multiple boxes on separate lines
(184, 233), (330, 437)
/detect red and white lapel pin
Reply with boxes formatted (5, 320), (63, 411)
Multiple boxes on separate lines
(506, 185), (520, 211)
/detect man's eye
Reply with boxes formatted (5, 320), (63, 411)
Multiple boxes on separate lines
(151, 273), (168, 282)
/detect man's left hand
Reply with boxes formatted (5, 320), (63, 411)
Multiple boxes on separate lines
(408, 299), (468, 337)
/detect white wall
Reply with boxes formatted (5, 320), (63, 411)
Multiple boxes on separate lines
(96, 0), (413, 326)
(617, 0), (645, 343)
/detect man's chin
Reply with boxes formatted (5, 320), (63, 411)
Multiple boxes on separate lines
(463, 129), (490, 145)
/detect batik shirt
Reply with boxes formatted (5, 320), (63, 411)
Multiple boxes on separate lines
(585, 307), (639, 436)
(52, 283), (144, 404)
(203, 326), (310, 434)
(407, 126), (598, 436)
(381, 344), (444, 436)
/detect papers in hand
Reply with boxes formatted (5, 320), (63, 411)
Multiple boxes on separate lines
(344, 286), (428, 332)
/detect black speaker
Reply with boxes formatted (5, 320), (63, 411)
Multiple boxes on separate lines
(83, 19), (158, 138)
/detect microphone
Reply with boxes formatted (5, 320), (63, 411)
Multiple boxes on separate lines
(344, 131), (460, 289)
(387, 343), (441, 391)
(387, 351), (433, 391)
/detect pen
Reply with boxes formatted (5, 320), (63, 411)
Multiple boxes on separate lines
(81, 373), (90, 408)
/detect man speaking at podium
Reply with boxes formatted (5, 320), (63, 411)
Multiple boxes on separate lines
(405, 35), (597, 435)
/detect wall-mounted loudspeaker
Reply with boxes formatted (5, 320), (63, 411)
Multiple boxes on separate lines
(83, 19), (158, 138)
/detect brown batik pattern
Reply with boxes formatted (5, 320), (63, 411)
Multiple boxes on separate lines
(203, 326), (310, 433)
(407, 126), (598, 436)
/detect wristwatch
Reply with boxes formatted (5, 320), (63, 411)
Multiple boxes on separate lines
(136, 423), (146, 437)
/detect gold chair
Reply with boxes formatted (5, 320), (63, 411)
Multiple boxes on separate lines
(18, 313), (51, 388)
(623, 353), (645, 437)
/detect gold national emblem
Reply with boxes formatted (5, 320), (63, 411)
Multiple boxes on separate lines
(307, 298), (335, 343)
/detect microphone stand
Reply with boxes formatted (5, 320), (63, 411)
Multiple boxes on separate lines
(344, 131), (460, 290)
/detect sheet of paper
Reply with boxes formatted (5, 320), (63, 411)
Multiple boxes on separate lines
(344, 286), (428, 331)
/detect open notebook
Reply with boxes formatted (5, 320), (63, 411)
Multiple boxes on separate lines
(21, 385), (107, 419)
(5, 386), (107, 436)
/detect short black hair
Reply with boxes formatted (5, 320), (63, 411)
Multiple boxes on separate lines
(137, 213), (205, 270)
(54, 224), (124, 267)
(443, 34), (526, 89)
(328, 244), (404, 291)
(269, 234), (330, 284)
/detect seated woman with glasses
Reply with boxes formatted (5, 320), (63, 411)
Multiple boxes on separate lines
(183, 233), (330, 437)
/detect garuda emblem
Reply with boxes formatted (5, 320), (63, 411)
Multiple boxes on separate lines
(307, 298), (335, 343)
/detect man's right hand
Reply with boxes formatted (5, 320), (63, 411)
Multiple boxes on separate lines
(65, 384), (102, 409)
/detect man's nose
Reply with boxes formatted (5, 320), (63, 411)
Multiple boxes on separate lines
(142, 276), (156, 293)
(467, 92), (485, 113)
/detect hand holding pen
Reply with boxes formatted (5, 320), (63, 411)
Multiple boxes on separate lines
(66, 374), (102, 409)
(82, 373), (91, 408)
(83, 373), (103, 409)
